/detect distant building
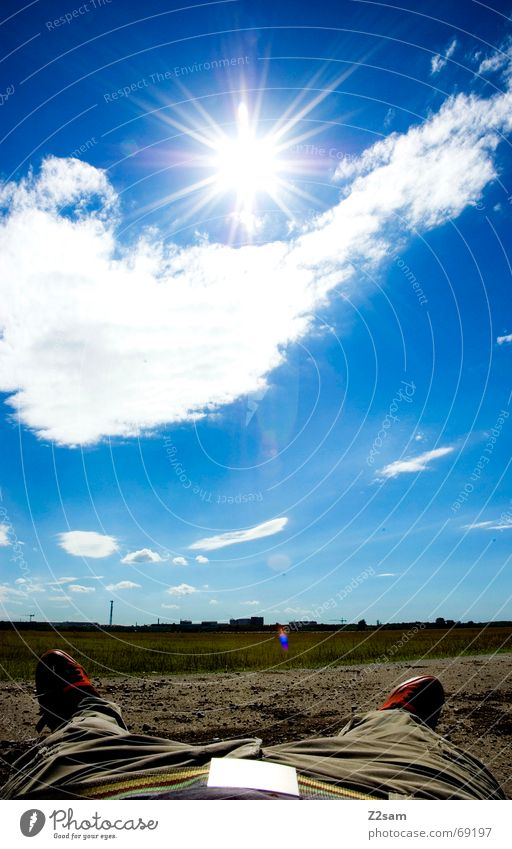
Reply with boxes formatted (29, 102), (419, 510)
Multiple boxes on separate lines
(200, 621), (218, 630)
(288, 620), (317, 630)
(179, 619), (192, 625)
(229, 616), (264, 628)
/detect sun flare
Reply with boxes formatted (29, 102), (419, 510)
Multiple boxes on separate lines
(144, 82), (344, 236)
(212, 103), (280, 223)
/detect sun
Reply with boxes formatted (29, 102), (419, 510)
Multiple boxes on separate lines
(211, 103), (281, 225)
(141, 83), (347, 236)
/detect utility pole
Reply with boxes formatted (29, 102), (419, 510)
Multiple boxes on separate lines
(25, 613), (35, 623)
(109, 600), (113, 627)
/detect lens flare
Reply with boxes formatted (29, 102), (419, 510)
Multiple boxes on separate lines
(278, 627), (289, 651)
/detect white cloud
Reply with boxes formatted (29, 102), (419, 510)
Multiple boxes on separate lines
(105, 580), (141, 590)
(376, 572), (398, 577)
(0, 584), (26, 601)
(12, 577), (45, 592)
(48, 594), (71, 602)
(121, 548), (163, 564)
(47, 576), (78, 585)
(58, 531), (118, 558)
(26, 583), (46, 593)
(68, 584), (96, 593)
(383, 107), (395, 129)
(0, 524), (10, 546)
(477, 40), (512, 79)
(172, 556), (188, 566)
(479, 53), (509, 75)
(497, 334), (512, 346)
(166, 583), (196, 596)
(379, 447), (454, 478)
(241, 600), (260, 606)
(430, 38), (457, 76)
(195, 555), (209, 564)
(430, 56), (444, 75)
(1, 81), (512, 446)
(267, 553), (292, 572)
(209, 598), (219, 605)
(463, 520), (512, 531)
(189, 517), (288, 551)
(463, 521), (492, 529)
(162, 603), (180, 609)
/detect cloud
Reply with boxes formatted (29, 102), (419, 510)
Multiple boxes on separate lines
(267, 553), (292, 572)
(430, 38), (457, 76)
(0, 524), (10, 546)
(0, 584), (26, 601)
(166, 583), (196, 596)
(209, 598), (219, 605)
(12, 577), (46, 593)
(47, 576), (78, 585)
(241, 600), (260, 606)
(463, 520), (512, 531)
(172, 556), (188, 566)
(105, 580), (141, 590)
(195, 555), (209, 564)
(477, 39), (512, 79)
(68, 584), (96, 593)
(379, 447), (454, 478)
(48, 594), (71, 602)
(121, 548), (163, 564)
(1, 81), (512, 445)
(497, 334), (512, 346)
(58, 531), (118, 558)
(189, 517), (288, 551)
(376, 572), (398, 577)
(162, 603), (180, 609)
(383, 107), (395, 129)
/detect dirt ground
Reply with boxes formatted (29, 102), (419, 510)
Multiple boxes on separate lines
(1, 653), (511, 797)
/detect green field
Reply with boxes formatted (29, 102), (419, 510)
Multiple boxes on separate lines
(1, 626), (511, 680)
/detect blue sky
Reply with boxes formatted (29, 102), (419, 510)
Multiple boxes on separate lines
(0, 0), (511, 625)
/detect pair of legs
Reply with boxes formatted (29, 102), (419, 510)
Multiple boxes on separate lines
(1, 651), (506, 800)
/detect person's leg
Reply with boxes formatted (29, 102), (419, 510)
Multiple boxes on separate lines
(263, 709), (504, 799)
(262, 676), (506, 800)
(2, 692), (261, 799)
(2, 649), (262, 799)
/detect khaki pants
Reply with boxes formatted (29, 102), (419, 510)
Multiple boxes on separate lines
(1, 696), (505, 800)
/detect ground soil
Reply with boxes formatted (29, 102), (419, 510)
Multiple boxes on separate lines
(1, 653), (511, 797)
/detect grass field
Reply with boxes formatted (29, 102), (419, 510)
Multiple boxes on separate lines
(0, 626), (511, 680)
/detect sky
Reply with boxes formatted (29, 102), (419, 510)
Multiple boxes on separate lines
(0, 0), (511, 626)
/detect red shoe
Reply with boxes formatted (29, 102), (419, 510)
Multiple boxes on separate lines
(378, 675), (444, 730)
(35, 649), (100, 732)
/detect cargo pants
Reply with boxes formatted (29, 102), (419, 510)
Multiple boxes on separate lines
(1, 696), (505, 800)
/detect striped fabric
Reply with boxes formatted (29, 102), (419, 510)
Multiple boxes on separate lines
(68, 765), (377, 800)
